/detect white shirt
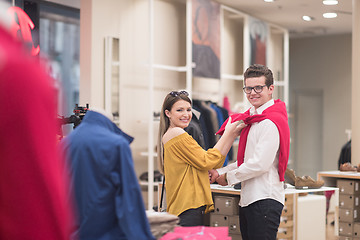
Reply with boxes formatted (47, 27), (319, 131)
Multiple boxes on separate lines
(217, 99), (284, 207)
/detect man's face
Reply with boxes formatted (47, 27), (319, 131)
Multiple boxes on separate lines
(244, 76), (274, 109)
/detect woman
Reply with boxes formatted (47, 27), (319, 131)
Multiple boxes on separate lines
(157, 90), (245, 226)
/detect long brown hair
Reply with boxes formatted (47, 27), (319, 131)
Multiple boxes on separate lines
(157, 91), (191, 174)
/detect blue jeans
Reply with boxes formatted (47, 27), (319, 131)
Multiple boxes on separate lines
(239, 199), (283, 240)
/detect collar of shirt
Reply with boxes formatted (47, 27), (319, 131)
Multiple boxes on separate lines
(250, 99), (275, 115)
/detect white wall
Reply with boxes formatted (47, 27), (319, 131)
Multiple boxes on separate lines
(79, 0), (191, 178)
(79, 0), (350, 181)
(289, 33), (352, 176)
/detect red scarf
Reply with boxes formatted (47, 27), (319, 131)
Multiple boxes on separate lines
(217, 99), (290, 181)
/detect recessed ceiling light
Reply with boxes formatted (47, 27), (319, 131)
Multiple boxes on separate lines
(323, 12), (337, 18)
(323, 0), (338, 5)
(302, 16), (314, 21)
(264, 0), (275, 2)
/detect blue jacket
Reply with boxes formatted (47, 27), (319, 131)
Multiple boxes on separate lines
(60, 111), (154, 240)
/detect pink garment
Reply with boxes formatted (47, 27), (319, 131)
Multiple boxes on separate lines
(0, 25), (74, 239)
(217, 99), (290, 181)
(160, 226), (231, 240)
(222, 95), (232, 114)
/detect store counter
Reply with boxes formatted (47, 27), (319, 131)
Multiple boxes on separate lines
(318, 170), (360, 238)
(210, 184), (338, 240)
(318, 170), (360, 185)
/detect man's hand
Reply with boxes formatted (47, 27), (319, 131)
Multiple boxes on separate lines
(216, 174), (228, 186)
(208, 169), (219, 183)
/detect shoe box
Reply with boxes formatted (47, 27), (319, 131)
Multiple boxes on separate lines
(213, 195), (239, 215)
(339, 222), (360, 238)
(339, 237), (360, 240)
(340, 222), (353, 237)
(211, 194), (294, 240)
(210, 195), (242, 239)
(210, 214), (241, 234)
(339, 208), (360, 222)
(338, 179), (360, 238)
(277, 194), (294, 240)
(277, 229), (293, 239)
(281, 194), (294, 218)
(338, 180), (360, 195)
(229, 232), (242, 240)
(281, 202), (294, 217)
(340, 194), (360, 209)
(354, 222), (360, 238)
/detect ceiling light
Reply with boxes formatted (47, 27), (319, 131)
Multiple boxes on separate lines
(323, 12), (337, 18)
(323, 0), (338, 5)
(264, 0), (275, 2)
(302, 16), (314, 21)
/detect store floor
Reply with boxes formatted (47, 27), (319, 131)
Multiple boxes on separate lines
(326, 212), (337, 240)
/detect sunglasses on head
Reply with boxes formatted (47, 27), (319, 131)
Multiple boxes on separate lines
(169, 90), (189, 97)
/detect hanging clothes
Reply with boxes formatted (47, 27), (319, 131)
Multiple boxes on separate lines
(193, 99), (216, 149)
(192, 99), (233, 165)
(185, 111), (206, 149)
(338, 140), (351, 170)
(210, 102), (233, 166)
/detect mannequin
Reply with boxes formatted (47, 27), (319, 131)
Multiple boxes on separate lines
(90, 107), (113, 121)
(59, 110), (155, 240)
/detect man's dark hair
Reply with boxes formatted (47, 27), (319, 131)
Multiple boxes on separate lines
(244, 64), (274, 87)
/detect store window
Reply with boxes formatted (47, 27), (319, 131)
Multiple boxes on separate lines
(39, 2), (80, 136)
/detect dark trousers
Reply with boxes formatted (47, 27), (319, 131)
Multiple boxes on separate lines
(239, 199), (283, 240)
(178, 205), (206, 226)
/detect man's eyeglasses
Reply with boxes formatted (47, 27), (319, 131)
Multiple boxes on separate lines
(169, 90), (189, 97)
(243, 85), (268, 94)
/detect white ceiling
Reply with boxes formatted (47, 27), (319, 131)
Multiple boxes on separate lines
(48, 0), (352, 38)
(215, 0), (352, 38)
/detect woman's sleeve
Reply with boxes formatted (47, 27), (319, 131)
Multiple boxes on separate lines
(168, 135), (225, 170)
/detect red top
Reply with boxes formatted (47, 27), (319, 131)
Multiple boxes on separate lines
(216, 99), (290, 181)
(0, 25), (74, 239)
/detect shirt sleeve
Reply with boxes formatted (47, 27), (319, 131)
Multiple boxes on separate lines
(113, 142), (155, 240)
(217, 162), (238, 176)
(165, 133), (225, 170)
(227, 120), (280, 186)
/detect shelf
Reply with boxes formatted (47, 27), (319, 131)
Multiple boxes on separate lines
(318, 170), (360, 180)
(139, 181), (161, 187)
(140, 152), (158, 157)
(210, 183), (338, 195)
(221, 73), (244, 81)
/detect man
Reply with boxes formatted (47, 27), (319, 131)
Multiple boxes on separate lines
(210, 64), (290, 240)
(60, 109), (155, 240)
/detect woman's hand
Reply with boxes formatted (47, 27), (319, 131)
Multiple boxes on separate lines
(224, 116), (247, 137)
(213, 116), (247, 156)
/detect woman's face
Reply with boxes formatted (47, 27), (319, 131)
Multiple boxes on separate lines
(165, 100), (192, 129)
